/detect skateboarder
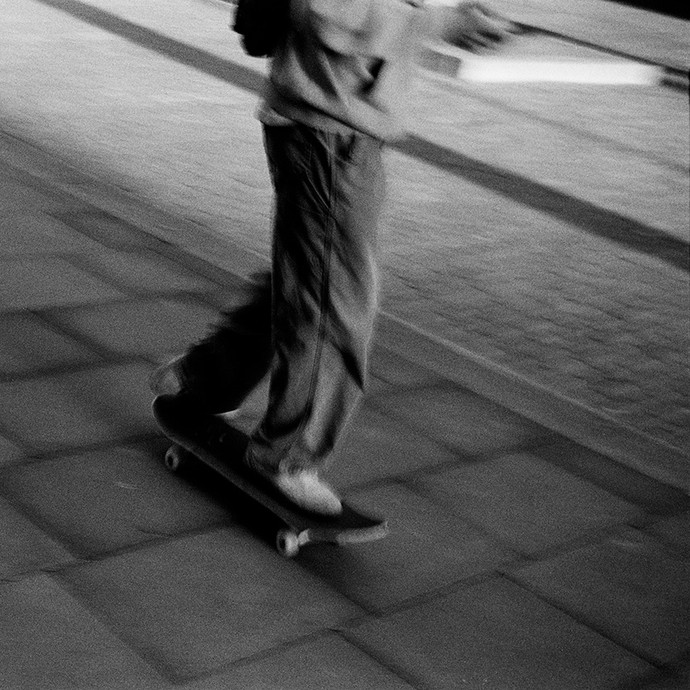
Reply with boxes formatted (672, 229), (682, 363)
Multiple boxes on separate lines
(151, 0), (515, 516)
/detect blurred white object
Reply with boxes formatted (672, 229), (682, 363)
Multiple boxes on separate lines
(420, 33), (664, 85)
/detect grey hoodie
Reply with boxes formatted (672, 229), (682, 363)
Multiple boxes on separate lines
(264, 0), (430, 140)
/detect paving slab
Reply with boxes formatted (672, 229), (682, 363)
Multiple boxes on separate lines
(532, 437), (690, 516)
(448, 78), (686, 168)
(0, 211), (107, 255)
(0, 497), (74, 579)
(0, 255), (123, 311)
(0, 443), (232, 557)
(628, 652), (690, 690)
(60, 531), (361, 681)
(324, 404), (459, 489)
(0, 174), (60, 215)
(508, 530), (690, 664)
(0, 311), (100, 377)
(0, 362), (155, 452)
(412, 452), (643, 554)
(646, 512), (690, 554)
(299, 482), (513, 612)
(368, 344), (444, 394)
(46, 296), (220, 359)
(631, 670), (690, 690)
(0, 434), (24, 467)
(0, 574), (168, 689)
(183, 633), (415, 690)
(347, 576), (651, 690)
(70, 247), (219, 294)
(53, 207), (175, 249)
(0, 131), (89, 188)
(372, 385), (548, 457)
(201, 283), (267, 315)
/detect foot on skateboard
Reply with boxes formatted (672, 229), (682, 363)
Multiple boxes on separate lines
(152, 394), (388, 557)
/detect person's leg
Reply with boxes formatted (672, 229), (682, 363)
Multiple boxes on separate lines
(246, 124), (385, 512)
(150, 272), (273, 414)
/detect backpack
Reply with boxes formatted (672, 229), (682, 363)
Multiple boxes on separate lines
(232, 0), (289, 58)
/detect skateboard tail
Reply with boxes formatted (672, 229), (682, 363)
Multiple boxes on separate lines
(305, 520), (389, 547)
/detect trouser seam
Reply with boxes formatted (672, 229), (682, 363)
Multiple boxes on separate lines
(279, 132), (338, 471)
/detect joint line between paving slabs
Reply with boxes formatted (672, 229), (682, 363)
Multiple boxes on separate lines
(497, 571), (669, 671)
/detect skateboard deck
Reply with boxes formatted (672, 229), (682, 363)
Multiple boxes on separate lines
(152, 394), (388, 557)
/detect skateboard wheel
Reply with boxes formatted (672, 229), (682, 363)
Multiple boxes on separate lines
(276, 529), (300, 558)
(164, 445), (187, 473)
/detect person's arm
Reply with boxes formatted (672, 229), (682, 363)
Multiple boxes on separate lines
(307, 0), (515, 56)
(425, 0), (517, 51)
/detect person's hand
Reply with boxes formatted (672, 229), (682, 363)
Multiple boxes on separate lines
(431, 1), (517, 52)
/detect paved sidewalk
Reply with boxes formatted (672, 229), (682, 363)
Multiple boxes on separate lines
(1, 122), (690, 689)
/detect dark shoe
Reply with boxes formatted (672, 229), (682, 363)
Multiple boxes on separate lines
(149, 356), (242, 416)
(153, 394), (242, 454)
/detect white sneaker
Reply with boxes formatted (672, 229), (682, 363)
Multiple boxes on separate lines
(271, 470), (343, 517)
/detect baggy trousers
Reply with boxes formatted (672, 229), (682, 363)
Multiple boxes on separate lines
(179, 123), (386, 473)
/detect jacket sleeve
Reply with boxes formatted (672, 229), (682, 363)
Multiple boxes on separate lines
(306, 0), (428, 57)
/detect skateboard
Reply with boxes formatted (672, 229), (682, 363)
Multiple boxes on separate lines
(152, 394), (388, 558)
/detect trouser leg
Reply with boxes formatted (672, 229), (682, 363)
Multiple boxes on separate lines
(247, 123), (386, 474)
(176, 272), (273, 414)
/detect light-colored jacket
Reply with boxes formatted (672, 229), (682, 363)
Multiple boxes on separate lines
(264, 0), (430, 140)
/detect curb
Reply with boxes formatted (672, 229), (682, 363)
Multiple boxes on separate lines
(2, 129), (688, 494)
(377, 314), (690, 494)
